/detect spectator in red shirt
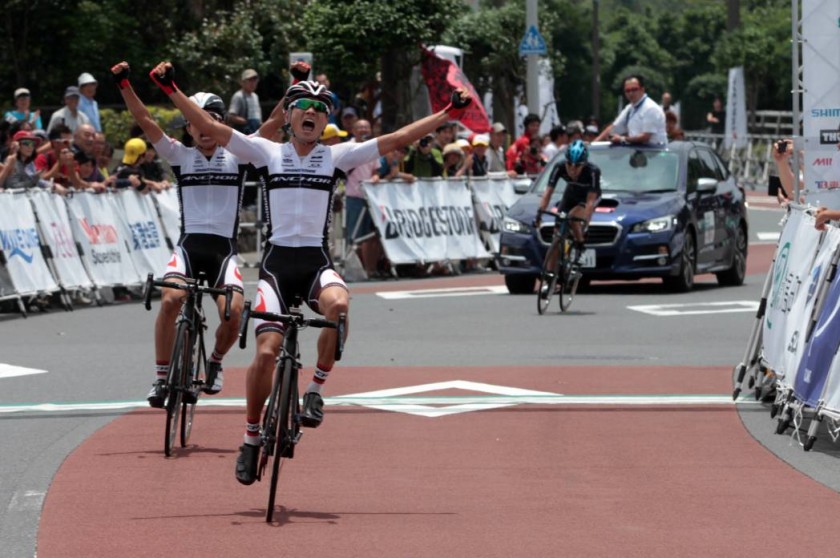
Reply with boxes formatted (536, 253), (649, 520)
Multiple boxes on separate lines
(34, 124), (74, 192)
(506, 113), (541, 173)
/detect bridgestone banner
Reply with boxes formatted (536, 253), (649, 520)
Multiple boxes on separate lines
(0, 193), (58, 294)
(470, 173), (522, 253)
(762, 209), (821, 377)
(363, 178), (491, 264)
(802, 0), (840, 208)
(29, 191), (93, 290)
(66, 192), (141, 286)
(114, 191), (170, 278)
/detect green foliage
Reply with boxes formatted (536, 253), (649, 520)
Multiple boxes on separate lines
(302, 0), (462, 93)
(101, 106), (182, 147)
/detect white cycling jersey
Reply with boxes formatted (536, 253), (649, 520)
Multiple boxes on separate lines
(226, 130), (380, 248)
(153, 134), (250, 239)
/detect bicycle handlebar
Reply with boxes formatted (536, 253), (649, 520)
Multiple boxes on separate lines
(143, 272), (233, 317)
(238, 300), (339, 350)
(536, 209), (588, 223)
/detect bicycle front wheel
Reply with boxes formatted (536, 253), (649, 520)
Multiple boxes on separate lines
(559, 261), (579, 312)
(165, 322), (190, 457)
(266, 356), (296, 523)
(536, 272), (558, 315)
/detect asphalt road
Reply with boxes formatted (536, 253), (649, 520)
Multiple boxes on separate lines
(4, 198), (838, 557)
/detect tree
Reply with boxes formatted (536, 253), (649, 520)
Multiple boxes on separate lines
(302, 0), (462, 131)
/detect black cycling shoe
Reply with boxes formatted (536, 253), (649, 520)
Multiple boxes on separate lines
(146, 380), (166, 409)
(300, 392), (324, 428)
(235, 443), (260, 486)
(182, 387), (199, 405)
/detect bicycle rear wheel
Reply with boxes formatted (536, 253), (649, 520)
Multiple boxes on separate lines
(266, 356), (296, 523)
(165, 322), (190, 457)
(181, 331), (205, 447)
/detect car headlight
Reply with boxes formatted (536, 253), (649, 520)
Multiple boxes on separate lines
(631, 215), (675, 233)
(503, 217), (530, 234)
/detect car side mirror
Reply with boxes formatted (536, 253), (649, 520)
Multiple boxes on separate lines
(513, 180), (531, 194)
(697, 177), (718, 193)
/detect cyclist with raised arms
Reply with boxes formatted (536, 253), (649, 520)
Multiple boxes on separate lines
(111, 61), (288, 407)
(535, 140), (601, 287)
(148, 61), (472, 485)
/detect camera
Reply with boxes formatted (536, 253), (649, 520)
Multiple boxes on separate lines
(529, 146), (539, 156)
(419, 137), (431, 148)
(777, 140), (788, 154)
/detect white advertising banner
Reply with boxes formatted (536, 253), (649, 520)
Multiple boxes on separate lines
(66, 192), (142, 286)
(28, 191), (93, 290)
(802, 0), (840, 208)
(780, 224), (840, 387)
(0, 193), (58, 294)
(762, 209), (821, 376)
(114, 191), (170, 278)
(152, 188), (181, 248)
(470, 174), (523, 253)
(724, 67), (748, 150)
(363, 178), (491, 264)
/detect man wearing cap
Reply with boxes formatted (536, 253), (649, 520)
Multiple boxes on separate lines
(320, 123), (347, 146)
(46, 86), (91, 134)
(4, 88), (42, 130)
(341, 106), (359, 135)
(227, 69), (262, 134)
(470, 134), (491, 177)
(488, 122), (509, 174)
(77, 73), (102, 132)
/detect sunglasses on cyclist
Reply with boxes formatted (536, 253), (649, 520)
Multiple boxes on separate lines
(291, 99), (330, 114)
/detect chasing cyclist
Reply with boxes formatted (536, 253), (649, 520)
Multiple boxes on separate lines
(534, 140), (601, 288)
(111, 61), (286, 407)
(148, 61), (472, 485)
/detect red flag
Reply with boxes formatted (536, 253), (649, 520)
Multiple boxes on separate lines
(420, 47), (490, 133)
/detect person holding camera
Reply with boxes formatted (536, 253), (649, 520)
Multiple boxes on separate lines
(33, 123), (75, 193)
(514, 135), (547, 175)
(771, 138), (805, 206)
(405, 134), (443, 177)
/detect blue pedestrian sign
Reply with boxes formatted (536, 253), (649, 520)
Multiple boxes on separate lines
(519, 25), (547, 57)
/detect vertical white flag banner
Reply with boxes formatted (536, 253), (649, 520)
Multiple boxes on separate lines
(802, 0), (840, 208)
(724, 67), (747, 150)
(28, 191), (93, 290)
(0, 194), (58, 294)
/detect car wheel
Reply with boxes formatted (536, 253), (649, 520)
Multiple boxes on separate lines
(663, 231), (695, 292)
(505, 274), (537, 294)
(716, 224), (747, 287)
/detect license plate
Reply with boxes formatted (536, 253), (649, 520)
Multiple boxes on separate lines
(580, 249), (596, 268)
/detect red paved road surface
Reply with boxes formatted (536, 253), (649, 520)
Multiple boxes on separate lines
(38, 365), (840, 557)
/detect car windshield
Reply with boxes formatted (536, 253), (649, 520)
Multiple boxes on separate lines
(532, 147), (680, 194)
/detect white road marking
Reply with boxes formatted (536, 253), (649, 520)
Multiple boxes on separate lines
(0, 364), (47, 379)
(0, 393), (759, 415)
(7, 490), (45, 511)
(377, 286), (508, 300)
(628, 301), (760, 317)
(757, 232), (781, 241)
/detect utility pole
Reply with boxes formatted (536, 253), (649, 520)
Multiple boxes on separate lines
(526, 0), (539, 115)
(591, 0), (601, 122)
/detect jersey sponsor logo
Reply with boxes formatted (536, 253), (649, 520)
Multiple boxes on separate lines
(266, 173), (334, 192)
(167, 254), (178, 268)
(234, 267), (242, 281)
(178, 173), (241, 186)
(254, 287), (267, 312)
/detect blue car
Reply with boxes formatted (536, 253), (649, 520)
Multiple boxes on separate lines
(496, 141), (748, 294)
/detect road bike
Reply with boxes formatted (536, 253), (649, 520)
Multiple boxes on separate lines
(536, 210), (587, 314)
(238, 298), (346, 522)
(143, 272), (232, 457)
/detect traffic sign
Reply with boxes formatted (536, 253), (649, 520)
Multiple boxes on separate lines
(519, 24), (547, 57)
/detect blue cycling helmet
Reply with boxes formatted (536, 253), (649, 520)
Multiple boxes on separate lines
(565, 139), (588, 164)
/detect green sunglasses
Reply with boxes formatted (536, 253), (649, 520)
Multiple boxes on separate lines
(291, 98), (329, 114)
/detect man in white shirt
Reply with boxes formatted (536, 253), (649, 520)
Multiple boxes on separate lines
(227, 68), (262, 134)
(47, 87), (92, 134)
(77, 72), (102, 132)
(595, 75), (666, 146)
